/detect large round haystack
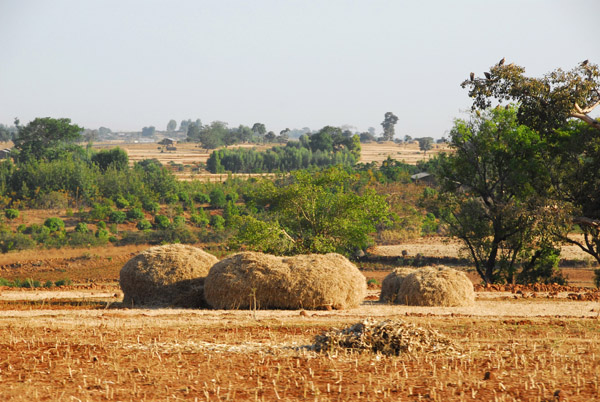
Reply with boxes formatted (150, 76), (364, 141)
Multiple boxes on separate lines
(204, 252), (366, 310)
(120, 244), (219, 308)
(395, 266), (474, 307)
(379, 268), (417, 303)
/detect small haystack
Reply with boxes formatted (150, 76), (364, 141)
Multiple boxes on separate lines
(120, 244), (218, 308)
(313, 319), (458, 356)
(204, 252), (366, 310)
(379, 268), (416, 303)
(394, 266), (475, 307)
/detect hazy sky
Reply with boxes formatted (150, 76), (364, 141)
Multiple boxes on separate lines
(0, 1), (598, 138)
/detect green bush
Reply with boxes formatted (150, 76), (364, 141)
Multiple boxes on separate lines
(594, 269), (600, 288)
(190, 213), (209, 227)
(74, 222), (89, 233)
(154, 214), (170, 230)
(5, 209), (19, 220)
(193, 192), (210, 204)
(126, 208), (144, 221)
(210, 214), (225, 230)
(209, 188), (227, 209)
(172, 215), (186, 228)
(44, 217), (65, 232)
(68, 231), (107, 247)
(109, 210), (126, 224)
(136, 219), (152, 231)
(16, 224), (26, 233)
(95, 228), (109, 240)
(54, 278), (73, 287)
(114, 195), (129, 209)
(0, 231), (36, 253)
(89, 204), (113, 221)
(97, 221), (106, 229)
(142, 200), (160, 214)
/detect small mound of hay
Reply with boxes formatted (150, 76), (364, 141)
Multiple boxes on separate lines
(204, 252), (366, 310)
(388, 266), (474, 307)
(379, 268), (416, 303)
(313, 318), (458, 356)
(120, 244), (218, 308)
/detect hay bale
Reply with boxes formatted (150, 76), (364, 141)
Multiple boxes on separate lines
(119, 244), (218, 308)
(313, 318), (459, 355)
(204, 252), (366, 310)
(379, 268), (416, 303)
(396, 266), (475, 306)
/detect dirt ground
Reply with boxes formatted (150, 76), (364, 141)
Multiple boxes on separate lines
(0, 288), (599, 401)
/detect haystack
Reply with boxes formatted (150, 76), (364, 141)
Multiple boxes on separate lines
(393, 266), (474, 307)
(204, 252), (366, 310)
(379, 267), (416, 303)
(313, 318), (458, 356)
(120, 244), (219, 308)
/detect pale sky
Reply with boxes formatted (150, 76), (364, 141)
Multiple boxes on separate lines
(0, 0), (598, 138)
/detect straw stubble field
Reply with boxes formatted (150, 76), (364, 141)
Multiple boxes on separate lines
(1, 287), (600, 401)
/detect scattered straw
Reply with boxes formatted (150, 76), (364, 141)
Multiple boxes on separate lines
(313, 318), (459, 356)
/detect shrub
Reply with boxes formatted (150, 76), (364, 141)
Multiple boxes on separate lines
(16, 224), (26, 233)
(74, 222), (89, 233)
(209, 188), (226, 209)
(44, 217), (65, 232)
(190, 213), (209, 227)
(0, 231), (36, 253)
(193, 192), (210, 204)
(210, 214), (225, 230)
(54, 278), (73, 287)
(126, 208), (145, 221)
(109, 210), (126, 224)
(154, 214), (170, 230)
(89, 204), (113, 221)
(5, 209), (19, 220)
(172, 215), (186, 228)
(136, 219), (152, 231)
(594, 269), (600, 288)
(114, 195), (129, 209)
(96, 228), (109, 240)
(142, 200), (160, 214)
(97, 220), (106, 229)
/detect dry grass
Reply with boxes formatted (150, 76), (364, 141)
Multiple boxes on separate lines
(0, 308), (598, 401)
(119, 244), (218, 308)
(379, 268), (416, 303)
(205, 252), (366, 310)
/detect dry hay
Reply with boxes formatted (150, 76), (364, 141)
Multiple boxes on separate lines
(204, 252), (366, 310)
(392, 266), (475, 307)
(313, 318), (458, 356)
(119, 244), (218, 308)
(379, 268), (416, 303)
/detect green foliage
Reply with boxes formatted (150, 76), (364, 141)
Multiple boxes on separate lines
(142, 200), (160, 214)
(114, 195), (129, 209)
(136, 219), (152, 231)
(242, 167), (390, 256)
(436, 108), (559, 284)
(210, 214), (225, 230)
(13, 117), (83, 163)
(172, 215), (186, 228)
(595, 269), (600, 288)
(108, 210), (126, 223)
(381, 112), (399, 141)
(516, 246), (565, 285)
(4, 209), (19, 220)
(44, 217), (65, 233)
(189, 213), (209, 227)
(74, 222), (89, 233)
(154, 214), (170, 230)
(54, 278), (73, 287)
(0, 231), (36, 253)
(209, 188), (226, 209)
(126, 208), (144, 221)
(229, 215), (294, 255)
(421, 213), (438, 235)
(193, 192), (210, 204)
(91, 147), (129, 171)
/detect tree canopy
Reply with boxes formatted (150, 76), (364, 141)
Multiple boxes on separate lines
(13, 117), (83, 163)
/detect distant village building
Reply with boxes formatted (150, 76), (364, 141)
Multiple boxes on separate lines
(410, 172), (435, 185)
(0, 148), (11, 160)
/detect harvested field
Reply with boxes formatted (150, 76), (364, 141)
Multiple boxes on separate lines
(0, 290), (599, 401)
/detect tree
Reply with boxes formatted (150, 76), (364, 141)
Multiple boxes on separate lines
(462, 60), (600, 134)
(13, 117), (83, 163)
(166, 119), (177, 132)
(252, 122), (266, 137)
(91, 147), (129, 171)
(418, 137), (433, 155)
(404, 135), (412, 143)
(243, 167), (391, 256)
(265, 131), (276, 143)
(141, 126), (155, 138)
(435, 108), (558, 284)
(381, 112), (399, 141)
